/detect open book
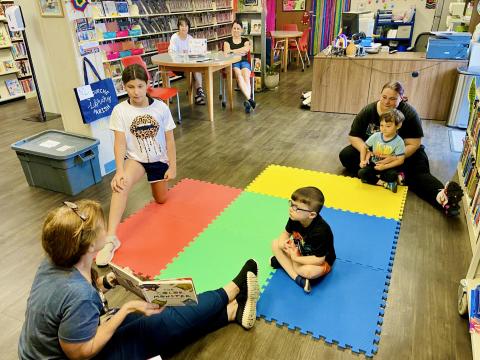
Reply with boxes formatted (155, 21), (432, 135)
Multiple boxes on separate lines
(109, 262), (198, 306)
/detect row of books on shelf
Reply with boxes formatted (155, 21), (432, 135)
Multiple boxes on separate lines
(1, 78), (34, 97)
(470, 285), (480, 333)
(460, 147), (480, 200)
(91, 0), (230, 18)
(11, 42), (27, 59)
(92, 11), (231, 40)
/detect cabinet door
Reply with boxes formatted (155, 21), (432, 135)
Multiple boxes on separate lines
(311, 58), (372, 114)
(367, 59), (464, 121)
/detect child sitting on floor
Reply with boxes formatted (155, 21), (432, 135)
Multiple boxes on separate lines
(358, 109), (405, 193)
(271, 187), (335, 293)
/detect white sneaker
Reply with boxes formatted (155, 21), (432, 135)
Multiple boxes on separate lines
(96, 235), (121, 267)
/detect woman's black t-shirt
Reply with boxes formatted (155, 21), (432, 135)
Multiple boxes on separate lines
(349, 101), (424, 141)
(224, 37), (249, 62)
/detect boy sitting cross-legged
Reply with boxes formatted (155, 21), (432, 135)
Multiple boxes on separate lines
(271, 187), (336, 293)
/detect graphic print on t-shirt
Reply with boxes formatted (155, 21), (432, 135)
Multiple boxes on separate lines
(372, 142), (394, 162)
(291, 231), (312, 256)
(130, 114), (161, 162)
(366, 123), (380, 138)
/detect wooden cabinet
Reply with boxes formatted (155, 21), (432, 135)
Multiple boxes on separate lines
(311, 52), (466, 121)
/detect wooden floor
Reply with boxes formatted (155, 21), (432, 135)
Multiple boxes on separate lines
(0, 67), (473, 360)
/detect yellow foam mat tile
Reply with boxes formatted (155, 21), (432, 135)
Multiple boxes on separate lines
(246, 165), (407, 220)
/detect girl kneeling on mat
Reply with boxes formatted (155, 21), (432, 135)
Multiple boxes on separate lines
(96, 64), (177, 266)
(18, 200), (260, 359)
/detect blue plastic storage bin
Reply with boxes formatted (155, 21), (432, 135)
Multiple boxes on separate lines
(11, 130), (102, 195)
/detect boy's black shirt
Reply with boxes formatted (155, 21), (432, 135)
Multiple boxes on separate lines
(349, 101), (424, 141)
(285, 215), (336, 266)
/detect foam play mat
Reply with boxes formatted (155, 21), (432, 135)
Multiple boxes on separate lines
(246, 164), (407, 220)
(112, 179), (241, 277)
(114, 165), (408, 357)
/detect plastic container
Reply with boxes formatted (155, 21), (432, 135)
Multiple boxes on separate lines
(116, 30), (129, 38)
(106, 52), (120, 60)
(11, 130), (102, 195)
(103, 31), (117, 39)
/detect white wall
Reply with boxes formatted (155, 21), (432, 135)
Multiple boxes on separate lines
(350, 0), (436, 44)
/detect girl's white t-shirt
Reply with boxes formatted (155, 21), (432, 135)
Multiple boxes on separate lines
(109, 99), (176, 164)
(168, 33), (193, 54)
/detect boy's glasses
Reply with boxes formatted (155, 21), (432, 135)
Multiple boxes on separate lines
(288, 200), (313, 213)
(63, 201), (87, 221)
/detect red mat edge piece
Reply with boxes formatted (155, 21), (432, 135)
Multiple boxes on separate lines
(111, 178), (242, 277)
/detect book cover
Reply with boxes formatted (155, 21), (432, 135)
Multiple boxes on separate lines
(89, 1), (105, 17)
(109, 263), (198, 306)
(250, 19), (261, 35)
(5, 79), (23, 96)
(116, 1), (129, 15)
(253, 57), (261, 72)
(102, 1), (119, 16)
(242, 21), (249, 35)
(3, 60), (15, 71)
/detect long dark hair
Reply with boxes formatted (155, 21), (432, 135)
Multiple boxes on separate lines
(122, 64), (148, 84)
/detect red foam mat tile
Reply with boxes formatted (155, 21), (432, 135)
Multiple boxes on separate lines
(112, 179), (241, 277)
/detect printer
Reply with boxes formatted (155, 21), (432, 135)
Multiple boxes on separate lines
(426, 31), (471, 60)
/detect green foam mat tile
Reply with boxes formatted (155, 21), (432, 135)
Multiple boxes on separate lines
(157, 192), (287, 292)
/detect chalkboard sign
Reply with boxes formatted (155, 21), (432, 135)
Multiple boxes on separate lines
(74, 57), (118, 124)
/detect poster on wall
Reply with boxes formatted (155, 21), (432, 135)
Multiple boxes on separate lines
(283, 0), (306, 11)
(37, 0), (64, 17)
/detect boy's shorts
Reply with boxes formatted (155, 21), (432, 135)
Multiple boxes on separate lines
(321, 262), (332, 276)
(139, 161), (169, 183)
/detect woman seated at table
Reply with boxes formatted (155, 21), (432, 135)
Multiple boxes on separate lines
(224, 20), (256, 114)
(169, 16), (206, 105)
(18, 200), (260, 359)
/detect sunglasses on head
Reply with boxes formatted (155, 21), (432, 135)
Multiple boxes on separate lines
(63, 201), (87, 221)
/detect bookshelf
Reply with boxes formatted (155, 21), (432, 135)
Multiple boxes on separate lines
(236, 0), (266, 90)
(458, 86), (480, 360)
(0, 0), (35, 104)
(78, 0), (234, 96)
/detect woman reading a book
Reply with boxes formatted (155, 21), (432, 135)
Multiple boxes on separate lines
(224, 20), (256, 114)
(18, 200), (260, 360)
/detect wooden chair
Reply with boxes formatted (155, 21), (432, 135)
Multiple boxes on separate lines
(121, 55), (182, 124)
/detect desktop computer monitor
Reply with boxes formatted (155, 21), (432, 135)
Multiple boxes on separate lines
(342, 12), (359, 38)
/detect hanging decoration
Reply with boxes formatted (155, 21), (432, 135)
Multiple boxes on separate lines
(71, 0), (89, 12)
(312, 0), (350, 53)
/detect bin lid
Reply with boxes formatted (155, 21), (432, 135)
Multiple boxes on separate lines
(11, 130), (100, 160)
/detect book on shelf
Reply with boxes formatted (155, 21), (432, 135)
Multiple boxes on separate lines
(116, 1), (130, 15)
(19, 78), (34, 93)
(89, 1), (105, 17)
(5, 78), (23, 96)
(113, 77), (125, 95)
(250, 19), (261, 35)
(0, 24), (11, 47)
(3, 60), (16, 72)
(253, 57), (261, 72)
(242, 21), (249, 35)
(102, 1), (119, 17)
(109, 262), (198, 306)
(15, 59), (31, 77)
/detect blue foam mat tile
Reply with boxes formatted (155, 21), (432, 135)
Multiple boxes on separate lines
(321, 208), (400, 271)
(257, 260), (387, 357)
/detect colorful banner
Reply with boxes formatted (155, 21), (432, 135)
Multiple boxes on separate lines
(71, 0), (88, 12)
(312, 0), (350, 53)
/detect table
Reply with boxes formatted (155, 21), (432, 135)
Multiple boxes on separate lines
(151, 52), (241, 122)
(310, 51), (467, 121)
(270, 30), (303, 73)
